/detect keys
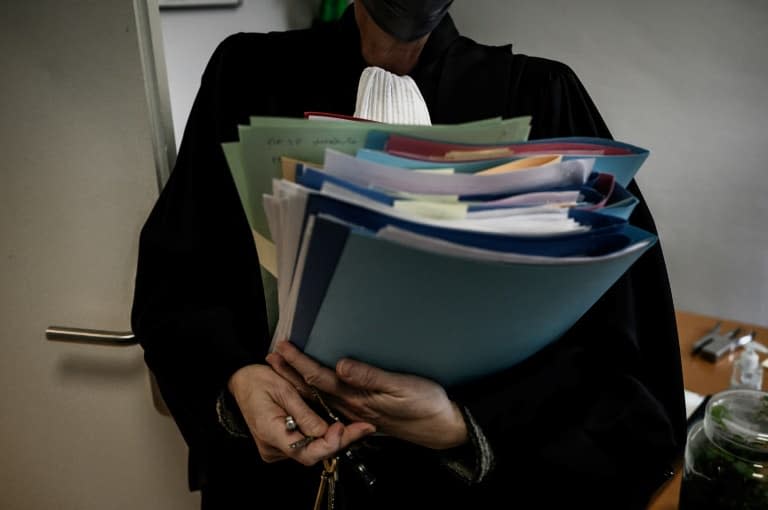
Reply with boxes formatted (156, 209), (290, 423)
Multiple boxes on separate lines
(310, 386), (376, 490)
(302, 386), (374, 507)
(313, 457), (338, 510)
(311, 386), (341, 422)
(313, 465), (328, 510)
(328, 458), (338, 510)
(342, 446), (376, 488)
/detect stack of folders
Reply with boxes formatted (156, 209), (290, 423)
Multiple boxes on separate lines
(223, 115), (654, 387)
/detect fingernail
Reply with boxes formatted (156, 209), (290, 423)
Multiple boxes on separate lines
(337, 359), (351, 378)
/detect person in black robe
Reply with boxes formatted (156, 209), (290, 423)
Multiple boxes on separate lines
(131, 1), (686, 508)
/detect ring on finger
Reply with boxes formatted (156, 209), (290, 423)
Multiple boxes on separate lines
(285, 415), (298, 433)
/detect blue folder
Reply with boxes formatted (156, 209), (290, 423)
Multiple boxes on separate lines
(296, 165), (637, 222)
(362, 136), (648, 187)
(300, 192), (631, 257)
(553, 137), (649, 187)
(600, 182), (639, 220)
(288, 215), (656, 386)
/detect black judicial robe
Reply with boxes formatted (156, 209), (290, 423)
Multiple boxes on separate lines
(131, 6), (686, 509)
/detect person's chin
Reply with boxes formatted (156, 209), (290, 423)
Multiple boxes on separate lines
(362, 49), (414, 75)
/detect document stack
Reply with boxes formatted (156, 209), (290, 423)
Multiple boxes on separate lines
(223, 115), (653, 386)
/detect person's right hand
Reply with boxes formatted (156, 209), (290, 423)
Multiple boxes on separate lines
(228, 364), (375, 466)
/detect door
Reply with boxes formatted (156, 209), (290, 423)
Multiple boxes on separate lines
(0, 1), (198, 508)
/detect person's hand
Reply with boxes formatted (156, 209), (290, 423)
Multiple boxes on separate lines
(227, 363), (375, 465)
(266, 342), (468, 450)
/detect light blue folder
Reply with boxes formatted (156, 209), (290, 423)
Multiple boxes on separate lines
(360, 137), (648, 187)
(600, 183), (639, 220)
(553, 137), (649, 187)
(300, 193), (630, 257)
(289, 215), (656, 387)
(296, 165), (637, 219)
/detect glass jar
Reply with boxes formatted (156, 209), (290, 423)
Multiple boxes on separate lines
(679, 389), (768, 509)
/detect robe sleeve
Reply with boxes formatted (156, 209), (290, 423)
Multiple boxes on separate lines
(130, 34), (272, 454)
(448, 56), (687, 507)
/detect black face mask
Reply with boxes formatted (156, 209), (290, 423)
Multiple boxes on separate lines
(359, 0), (454, 42)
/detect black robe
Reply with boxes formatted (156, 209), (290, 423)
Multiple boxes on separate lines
(132, 6), (686, 509)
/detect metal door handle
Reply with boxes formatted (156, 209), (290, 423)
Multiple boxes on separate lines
(46, 326), (137, 346)
(46, 325), (169, 416)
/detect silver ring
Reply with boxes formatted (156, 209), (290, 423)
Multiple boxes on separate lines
(285, 415), (298, 433)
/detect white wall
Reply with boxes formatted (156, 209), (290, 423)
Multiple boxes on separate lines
(159, 0), (768, 327)
(450, 0), (768, 327)
(160, 0), (319, 144)
(0, 1), (196, 508)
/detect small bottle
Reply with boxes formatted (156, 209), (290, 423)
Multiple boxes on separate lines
(730, 342), (763, 390)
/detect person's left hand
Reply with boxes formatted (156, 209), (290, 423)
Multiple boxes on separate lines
(266, 341), (467, 450)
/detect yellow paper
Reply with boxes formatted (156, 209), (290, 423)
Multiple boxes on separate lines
(475, 155), (562, 175)
(393, 200), (468, 219)
(252, 229), (278, 278)
(443, 147), (515, 160)
(280, 156), (322, 182)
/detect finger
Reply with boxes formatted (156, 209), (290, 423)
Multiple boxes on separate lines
(338, 421), (377, 448)
(297, 421), (376, 465)
(266, 351), (314, 399)
(265, 375), (330, 438)
(291, 421), (344, 465)
(336, 357), (405, 393)
(277, 391), (331, 439)
(275, 341), (347, 396)
(268, 352), (352, 422)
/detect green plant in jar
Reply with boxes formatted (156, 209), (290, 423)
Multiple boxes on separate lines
(679, 389), (768, 509)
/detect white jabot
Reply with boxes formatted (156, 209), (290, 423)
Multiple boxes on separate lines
(354, 66), (432, 125)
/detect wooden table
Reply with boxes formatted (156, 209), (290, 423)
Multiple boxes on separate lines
(646, 310), (768, 509)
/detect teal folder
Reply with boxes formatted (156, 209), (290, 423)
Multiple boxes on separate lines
(362, 136), (649, 187)
(288, 215), (656, 387)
